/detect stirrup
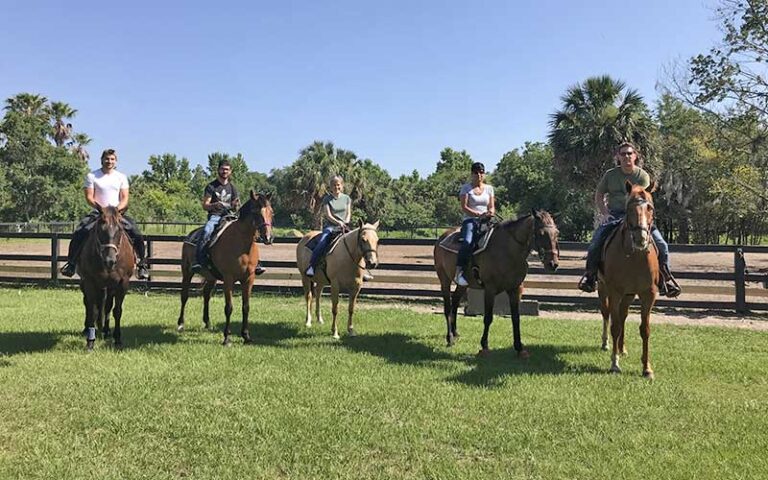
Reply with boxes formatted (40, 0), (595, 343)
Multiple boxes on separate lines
(659, 265), (682, 298)
(454, 269), (469, 287)
(578, 272), (597, 293)
(255, 264), (266, 276)
(306, 266), (315, 277)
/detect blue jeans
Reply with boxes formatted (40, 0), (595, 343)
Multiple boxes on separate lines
(196, 215), (221, 264)
(585, 213), (670, 271)
(309, 226), (337, 268)
(457, 218), (478, 269)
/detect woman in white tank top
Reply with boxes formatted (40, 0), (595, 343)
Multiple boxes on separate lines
(455, 162), (495, 286)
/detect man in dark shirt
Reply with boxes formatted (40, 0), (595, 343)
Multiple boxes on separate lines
(192, 160), (265, 275)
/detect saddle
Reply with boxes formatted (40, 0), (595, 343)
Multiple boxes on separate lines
(182, 214), (238, 250)
(437, 221), (496, 256)
(304, 230), (345, 270)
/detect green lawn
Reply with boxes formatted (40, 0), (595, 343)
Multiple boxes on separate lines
(0, 287), (766, 479)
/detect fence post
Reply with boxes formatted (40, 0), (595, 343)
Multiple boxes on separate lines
(735, 247), (747, 314)
(146, 239), (153, 286)
(51, 233), (59, 284)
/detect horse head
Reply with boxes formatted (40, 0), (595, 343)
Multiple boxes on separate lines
(532, 209), (560, 272)
(356, 219), (380, 270)
(93, 204), (126, 271)
(239, 191), (274, 245)
(624, 180), (656, 253)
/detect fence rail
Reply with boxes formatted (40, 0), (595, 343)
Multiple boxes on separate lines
(1, 232), (766, 314)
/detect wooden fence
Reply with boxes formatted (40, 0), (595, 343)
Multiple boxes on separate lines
(1, 232), (767, 314)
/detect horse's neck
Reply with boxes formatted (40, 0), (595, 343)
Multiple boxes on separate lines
(491, 217), (533, 260)
(341, 229), (361, 260)
(506, 216), (535, 249)
(225, 219), (258, 247)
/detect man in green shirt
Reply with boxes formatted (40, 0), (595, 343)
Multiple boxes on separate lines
(578, 142), (681, 297)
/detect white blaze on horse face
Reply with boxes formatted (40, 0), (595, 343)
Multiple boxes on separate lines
(361, 228), (379, 269)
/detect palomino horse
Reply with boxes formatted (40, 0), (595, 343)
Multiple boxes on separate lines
(296, 220), (380, 339)
(598, 181), (659, 378)
(434, 211), (560, 356)
(177, 191), (274, 346)
(77, 205), (135, 350)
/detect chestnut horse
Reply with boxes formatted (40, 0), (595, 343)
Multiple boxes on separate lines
(598, 181), (659, 378)
(296, 220), (380, 339)
(177, 191), (274, 346)
(77, 205), (135, 350)
(434, 211), (560, 356)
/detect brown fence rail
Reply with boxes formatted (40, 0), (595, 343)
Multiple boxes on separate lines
(1, 232), (767, 314)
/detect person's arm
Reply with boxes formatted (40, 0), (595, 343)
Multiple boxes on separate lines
(486, 193), (496, 217)
(230, 185), (240, 210)
(117, 188), (129, 212)
(84, 187), (98, 209)
(202, 194), (219, 212)
(594, 190), (609, 217)
(343, 197), (351, 224)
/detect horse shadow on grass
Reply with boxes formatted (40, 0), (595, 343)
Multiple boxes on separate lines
(338, 332), (604, 388)
(205, 320), (303, 348)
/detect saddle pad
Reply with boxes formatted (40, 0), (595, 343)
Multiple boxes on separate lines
(437, 227), (496, 255)
(304, 230), (344, 254)
(182, 217), (238, 247)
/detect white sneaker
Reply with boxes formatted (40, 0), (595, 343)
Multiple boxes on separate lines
(455, 269), (469, 286)
(306, 266), (315, 277)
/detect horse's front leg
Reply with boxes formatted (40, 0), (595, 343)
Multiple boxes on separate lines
(112, 284), (127, 349)
(508, 285), (529, 358)
(478, 289), (496, 357)
(202, 280), (215, 330)
(96, 288), (107, 333)
(302, 276), (313, 327)
(330, 283), (340, 339)
(241, 276), (255, 344)
(599, 285), (610, 350)
(440, 280), (454, 346)
(222, 280), (235, 346)
(609, 293), (630, 374)
(347, 284), (361, 336)
(177, 262), (194, 332)
(450, 285), (465, 345)
(103, 291), (114, 339)
(83, 285), (100, 351)
(638, 292), (656, 379)
(314, 282), (324, 325)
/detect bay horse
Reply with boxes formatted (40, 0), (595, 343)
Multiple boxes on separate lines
(434, 211), (560, 356)
(296, 220), (380, 339)
(177, 191), (274, 346)
(77, 205), (135, 350)
(598, 181), (659, 378)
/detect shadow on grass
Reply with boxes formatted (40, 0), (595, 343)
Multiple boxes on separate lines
(206, 320), (304, 348)
(341, 332), (455, 365)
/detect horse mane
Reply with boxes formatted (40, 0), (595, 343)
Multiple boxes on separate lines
(100, 206), (122, 227)
(499, 210), (554, 230)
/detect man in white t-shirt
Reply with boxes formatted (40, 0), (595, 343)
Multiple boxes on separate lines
(60, 149), (149, 279)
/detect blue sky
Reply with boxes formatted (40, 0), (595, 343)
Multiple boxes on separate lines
(1, 0), (721, 178)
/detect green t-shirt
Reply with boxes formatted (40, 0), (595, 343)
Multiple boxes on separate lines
(597, 166), (651, 214)
(322, 193), (351, 228)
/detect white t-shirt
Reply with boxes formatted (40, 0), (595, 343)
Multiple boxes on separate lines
(459, 183), (494, 220)
(84, 169), (129, 207)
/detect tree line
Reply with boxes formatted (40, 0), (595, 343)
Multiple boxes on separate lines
(2, 0), (767, 244)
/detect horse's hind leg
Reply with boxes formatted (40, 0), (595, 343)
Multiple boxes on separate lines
(449, 286), (465, 344)
(330, 283), (341, 339)
(177, 265), (194, 332)
(96, 288), (107, 333)
(599, 285), (610, 350)
(440, 280), (454, 346)
(314, 283), (323, 325)
(302, 276), (313, 327)
(507, 285), (529, 358)
(346, 285), (361, 337)
(222, 280), (235, 346)
(103, 292), (114, 339)
(202, 280), (215, 330)
(112, 285), (127, 349)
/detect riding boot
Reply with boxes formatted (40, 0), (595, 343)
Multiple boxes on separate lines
(454, 267), (469, 287)
(659, 264), (682, 298)
(136, 259), (150, 280)
(578, 269), (598, 293)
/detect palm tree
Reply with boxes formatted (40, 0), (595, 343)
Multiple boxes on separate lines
(48, 101), (77, 147)
(548, 75), (658, 187)
(3, 93), (49, 118)
(70, 132), (92, 163)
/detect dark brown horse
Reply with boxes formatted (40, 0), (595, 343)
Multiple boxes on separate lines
(598, 181), (659, 378)
(433, 211), (560, 356)
(177, 191), (274, 346)
(77, 205), (135, 350)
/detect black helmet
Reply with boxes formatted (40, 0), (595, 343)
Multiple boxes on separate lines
(471, 162), (485, 174)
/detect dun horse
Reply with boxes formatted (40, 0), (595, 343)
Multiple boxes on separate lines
(296, 220), (380, 338)
(598, 182), (659, 378)
(434, 211), (559, 356)
(77, 205), (135, 350)
(177, 191), (274, 346)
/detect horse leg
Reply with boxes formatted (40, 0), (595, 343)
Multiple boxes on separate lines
(103, 291), (114, 339)
(619, 294), (632, 356)
(608, 293), (624, 373)
(302, 276), (313, 327)
(314, 282), (324, 325)
(347, 285), (361, 336)
(83, 286), (99, 351)
(222, 280), (235, 346)
(330, 283), (341, 339)
(177, 265), (194, 332)
(450, 286), (465, 343)
(440, 280), (454, 346)
(639, 292), (655, 379)
(508, 285), (529, 358)
(478, 289), (496, 357)
(96, 288), (107, 333)
(240, 276), (254, 344)
(599, 286), (610, 350)
(202, 280), (215, 330)
(112, 285), (126, 349)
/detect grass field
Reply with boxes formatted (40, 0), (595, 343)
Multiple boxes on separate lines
(1, 287), (767, 479)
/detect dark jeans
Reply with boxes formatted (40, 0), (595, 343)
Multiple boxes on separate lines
(196, 214), (221, 265)
(456, 218), (478, 269)
(309, 226), (337, 268)
(585, 213), (670, 272)
(67, 210), (146, 263)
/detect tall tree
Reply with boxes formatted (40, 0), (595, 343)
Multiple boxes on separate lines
(3, 93), (49, 118)
(48, 101), (77, 147)
(549, 75), (658, 189)
(70, 132), (91, 163)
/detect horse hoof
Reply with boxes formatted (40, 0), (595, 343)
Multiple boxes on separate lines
(517, 349), (531, 359)
(477, 349), (491, 357)
(347, 329), (357, 337)
(643, 370), (655, 380)
(222, 339), (232, 347)
(243, 337), (252, 345)
(609, 366), (621, 374)
(332, 333), (340, 340)
(621, 350), (628, 356)
(177, 324), (185, 333)
(86, 341), (95, 351)
(305, 322), (312, 328)
(114, 342), (123, 351)
(601, 343), (608, 351)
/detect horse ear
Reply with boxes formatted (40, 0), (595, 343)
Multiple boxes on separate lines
(265, 191), (273, 202)
(372, 220), (380, 229)
(531, 208), (540, 219)
(250, 190), (257, 201)
(625, 180), (633, 193)
(119, 206), (128, 215)
(358, 218), (364, 229)
(94, 203), (103, 214)
(646, 181), (657, 193)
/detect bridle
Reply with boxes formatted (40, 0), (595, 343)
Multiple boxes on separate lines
(343, 226), (379, 268)
(625, 197), (654, 241)
(94, 216), (124, 262)
(535, 222), (560, 259)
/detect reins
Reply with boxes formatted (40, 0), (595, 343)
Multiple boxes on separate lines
(342, 226), (378, 272)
